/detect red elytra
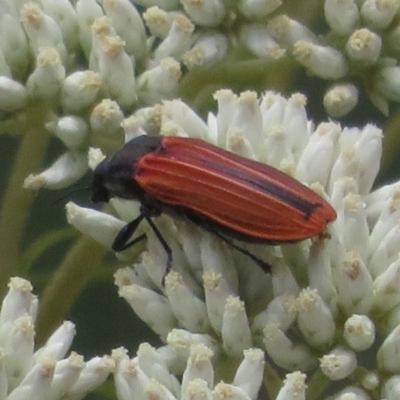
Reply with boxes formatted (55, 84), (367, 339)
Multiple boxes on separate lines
(91, 135), (337, 275)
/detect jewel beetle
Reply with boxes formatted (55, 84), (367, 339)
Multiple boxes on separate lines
(91, 135), (336, 275)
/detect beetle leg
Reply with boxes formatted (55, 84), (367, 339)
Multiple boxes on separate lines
(208, 229), (272, 273)
(143, 214), (173, 283)
(113, 213), (146, 252)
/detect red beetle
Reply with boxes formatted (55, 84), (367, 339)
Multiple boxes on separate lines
(92, 135), (336, 274)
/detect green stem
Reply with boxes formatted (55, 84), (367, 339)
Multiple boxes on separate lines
(36, 236), (107, 345)
(0, 105), (50, 295)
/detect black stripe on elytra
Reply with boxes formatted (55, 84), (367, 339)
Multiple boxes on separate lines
(198, 157), (322, 220)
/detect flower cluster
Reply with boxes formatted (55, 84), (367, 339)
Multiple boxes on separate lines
(67, 89), (400, 399)
(0, 277), (114, 399)
(1, 0), (400, 399)
(0, 0), (396, 195)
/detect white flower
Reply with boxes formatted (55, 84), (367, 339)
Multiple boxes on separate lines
(67, 89), (400, 398)
(0, 277), (114, 399)
(113, 345), (264, 400)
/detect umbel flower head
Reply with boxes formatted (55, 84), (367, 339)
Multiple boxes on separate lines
(67, 89), (400, 399)
(0, 277), (114, 399)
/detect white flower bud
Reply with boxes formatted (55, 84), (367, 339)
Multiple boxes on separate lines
(332, 386), (369, 400)
(0, 76), (27, 112)
(240, 0), (282, 19)
(96, 35), (137, 109)
(121, 116), (147, 143)
(373, 66), (400, 103)
(213, 382), (250, 400)
(68, 355), (114, 395)
(360, 371), (379, 391)
(323, 83), (359, 118)
(203, 271), (234, 334)
(267, 15), (319, 47)
(343, 314), (375, 351)
(88, 147), (106, 170)
(27, 47), (65, 100)
(152, 15), (194, 65)
(329, 124), (382, 195)
(143, 6), (177, 38)
(90, 99), (124, 136)
(263, 322), (317, 370)
(306, 239), (337, 304)
(7, 315), (35, 378)
(369, 227), (400, 277)
(61, 70), (102, 113)
(373, 258), (400, 311)
(182, 379), (212, 400)
(39, 0), (79, 51)
(66, 202), (125, 247)
(75, 0), (104, 57)
(0, 277), (34, 325)
(378, 324), (400, 372)
(181, 344), (214, 393)
(324, 0), (359, 35)
(138, 343), (180, 396)
(276, 371), (307, 400)
(224, 91), (263, 157)
(383, 375), (400, 400)
(180, 0), (225, 27)
(282, 93), (310, 157)
(119, 284), (177, 339)
(342, 194), (369, 255)
(200, 232), (238, 289)
(252, 295), (297, 338)
(145, 379), (179, 400)
(320, 347), (357, 380)
(366, 182), (400, 227)
(293, 41), (348, 79)
(233, 349), (264, 400)
(221, 296), (252, 357)
(212, 89), (238, 146)
(167, 329), (217, 360)
(296, 121), (340, 186)
(102, 0), (147, 61)
(9, 357), (55, 399)
(165, 271), (210, 333)
(24, 151), (88, 190)
(239, 24), (284, 59)
(48, 352), (85, 399)
(20, 3), (67, 63)
(137, 57), (181, 105)
(346, 28), (382, 64)
(114, 350), (150, 400)
(34, 321), (76, 361)
(369, 192), (400, 254)
(161, 99), (210, 141)
(361, 0), (400, 29)
(297, 288), (335, 347)
(54, 115), (88, 149)
(0, 13), (30, 77)
(336, 252), (373, 314)
(183, 34), (227, 69)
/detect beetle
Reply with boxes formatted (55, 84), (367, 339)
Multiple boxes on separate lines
(91, 135), (336, 275)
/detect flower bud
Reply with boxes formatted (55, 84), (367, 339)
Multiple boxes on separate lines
(181, 0), (225, 27)
(293, 41), (348, 79)
(324, 0), (359, 35)
(320, 347), (357, 380)
(323, 84), (359, 118)
(0, 76), (27, 112)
